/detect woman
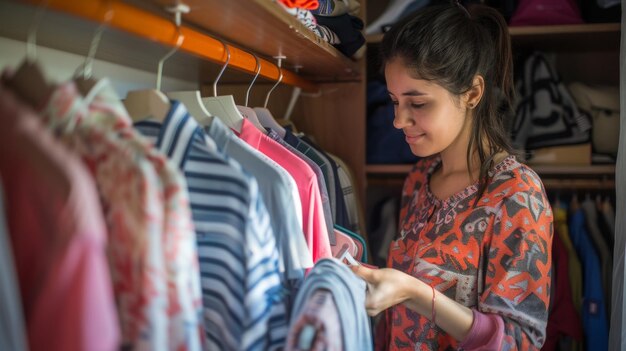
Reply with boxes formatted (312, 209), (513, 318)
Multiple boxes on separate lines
(353, 2), (553, 350)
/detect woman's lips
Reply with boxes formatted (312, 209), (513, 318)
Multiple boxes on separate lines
(405, 133), (425, 144)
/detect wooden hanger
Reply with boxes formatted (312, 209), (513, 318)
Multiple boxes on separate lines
(4, 4), (54, 110)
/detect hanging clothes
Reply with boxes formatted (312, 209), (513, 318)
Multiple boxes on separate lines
(299, 134), (352, 230)
(37, 80), (204, 351)
(329, 153), (363, 234)
(286, 258), (373, 351)
(0, 171), (28, 351)
(267, 128), (336, 245)
(581, 197), (613, 308)
(541, 227), (583, 351)
(553, 206), (584, 316)
(285, 289), (343, 351)
(283, 128), (338, 224)
(236, 118), (332, 262)
(568, 207), (609, 351)
(0, 81), (119, 351)
(204, 117), (312, 281)
(134, 101), (289, 351)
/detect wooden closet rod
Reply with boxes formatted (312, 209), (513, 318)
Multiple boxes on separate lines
(25, 0), (318, 92)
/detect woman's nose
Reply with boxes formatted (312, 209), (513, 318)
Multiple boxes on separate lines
(393, 106), (414, 130)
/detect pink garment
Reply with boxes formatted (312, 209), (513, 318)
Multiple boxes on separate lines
(236, 118), (332, 262)
(458, 310), (505, 351)
(85, 80), (204, 351)
(37, 81), (169, 350)
(41, 80), (204, 350)
(0, 83), (119, 351)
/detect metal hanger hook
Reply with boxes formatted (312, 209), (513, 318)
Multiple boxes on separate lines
(156, 3), (189, 91)
(26, 0), (50, 61)
(245, 53), (261, 107)
(82, 2), (114, 79)
(264, 56), (285, 108)
(213, 37), (231, 97)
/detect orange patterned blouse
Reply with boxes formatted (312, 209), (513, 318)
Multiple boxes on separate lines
(384, 155), (553, 350)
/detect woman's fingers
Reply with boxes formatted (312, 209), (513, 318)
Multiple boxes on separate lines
(351, 263), (376, 283)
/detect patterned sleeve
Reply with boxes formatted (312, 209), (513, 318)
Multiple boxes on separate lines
(479, 169), (553, 350)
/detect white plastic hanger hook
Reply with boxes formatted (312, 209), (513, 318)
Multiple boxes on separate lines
(156, 3), (189, 91)
(213, 38), (231, 97)
(25, 0), (49, 62)
(245, 53), (261, 107)
(264, 55), (285, 108)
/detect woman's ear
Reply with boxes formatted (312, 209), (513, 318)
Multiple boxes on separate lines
(464, 75), (484, 110)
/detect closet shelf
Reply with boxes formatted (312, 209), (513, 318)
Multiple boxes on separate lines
(149, 0), (362, 82)
(16, 0), (320, 92)
(367, 23), (620, 51)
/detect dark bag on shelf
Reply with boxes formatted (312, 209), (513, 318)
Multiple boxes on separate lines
(511, 52), (592, 151)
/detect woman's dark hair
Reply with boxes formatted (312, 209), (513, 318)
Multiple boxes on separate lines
(381, 2), (515, 204)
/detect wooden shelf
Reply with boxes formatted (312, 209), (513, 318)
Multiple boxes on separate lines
(366, 164), (615, 176)
(510, 23), (620, 52)
(149, 0), (362, 82)
(366, 33), (384, 44)
(367, 23), (620, 51)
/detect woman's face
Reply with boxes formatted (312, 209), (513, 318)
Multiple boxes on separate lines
(385, 58), (470, 158)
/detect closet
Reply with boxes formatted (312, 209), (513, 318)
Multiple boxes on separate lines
(0, 0), (368, 200)
(363, 0), (621, 350)
(0, 0), (372, 350)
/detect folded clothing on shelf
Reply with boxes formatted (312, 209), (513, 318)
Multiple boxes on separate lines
(313, 0), (361, 17)
(278, 0), (320, 10)
(315, 13), (365, 58)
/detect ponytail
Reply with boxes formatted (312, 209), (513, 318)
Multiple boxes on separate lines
(469, 5), (515, 113)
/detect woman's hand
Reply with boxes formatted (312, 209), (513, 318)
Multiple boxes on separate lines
(351, 265), (416, 316)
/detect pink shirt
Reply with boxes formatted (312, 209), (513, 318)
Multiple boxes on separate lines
(0, 83), (119, 351)
(236, 118), (331, 262)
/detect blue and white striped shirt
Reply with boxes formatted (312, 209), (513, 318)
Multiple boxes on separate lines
(135, 101), (288, 351)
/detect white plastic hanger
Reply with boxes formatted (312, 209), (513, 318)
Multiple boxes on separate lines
(123, 5), (188, 122)
(163, 4), (212, 124)
(334, 243), (360, 267)
(236, 52), (268, 132)
(201, 38), (245, 133)
(254, 57), (287, 138)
